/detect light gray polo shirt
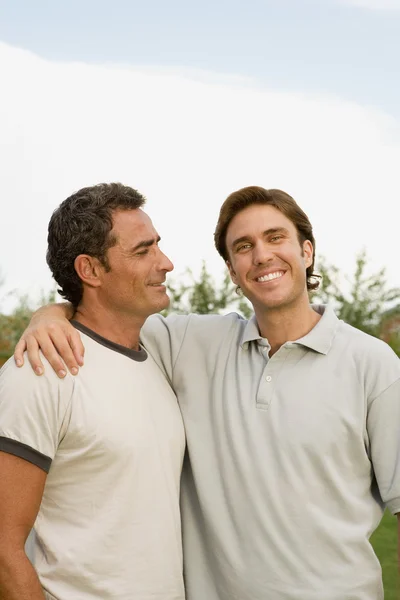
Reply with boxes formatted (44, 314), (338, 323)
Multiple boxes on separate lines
(141, 304), (400, 600)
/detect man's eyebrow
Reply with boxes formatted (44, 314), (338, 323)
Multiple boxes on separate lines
(263, 227), (289, 236)
(231, 227), (288, 249)
(131, 235), (161, 253)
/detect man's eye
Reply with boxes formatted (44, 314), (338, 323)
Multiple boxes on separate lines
(270, 235), (282, 242)
(237, 244), (251, 252)
(136, 249), (149, 256)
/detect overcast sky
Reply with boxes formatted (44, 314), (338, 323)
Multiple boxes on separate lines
(0, 0), (399, 312)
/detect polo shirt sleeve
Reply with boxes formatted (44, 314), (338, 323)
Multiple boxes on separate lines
(0, 355), (75, 473)
(367, 376), (400, 515)
(140, 313), (191, 381)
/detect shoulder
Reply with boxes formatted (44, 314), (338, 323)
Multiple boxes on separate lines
(141, 312), (249, 353)
(0, 353), (75, 398)
(337, 319), (398, 361)
(335, 320), (400, 397)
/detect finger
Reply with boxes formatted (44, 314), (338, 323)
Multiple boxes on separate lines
(46, 322), (84, 372)
(68, 330), (85, 366)
(14, 338), (28, 367)
(51, 333), (81, 376)
(25, 336), (46, 376)
(29, 334), (69, 378)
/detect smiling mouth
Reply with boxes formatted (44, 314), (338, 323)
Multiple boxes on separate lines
(256, 271), (285, 283)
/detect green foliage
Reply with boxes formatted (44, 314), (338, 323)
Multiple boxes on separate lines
(0, 294), (33, 356)
(164, 261), (252, 318)
(0, 279), (57, 359)
(312, 250), (400, 341)
(380, 305), (400, 356)
(370, 511), (398, 600)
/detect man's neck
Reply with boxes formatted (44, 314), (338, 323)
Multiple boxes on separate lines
(254, 298), (321, 357)
(73, 304), (145, 351)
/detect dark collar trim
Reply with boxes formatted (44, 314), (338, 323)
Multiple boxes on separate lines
(71, 320), (147, 362)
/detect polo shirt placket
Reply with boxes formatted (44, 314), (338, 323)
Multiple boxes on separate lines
(141, 305), (400, 600)
(255, 340), (295, 410)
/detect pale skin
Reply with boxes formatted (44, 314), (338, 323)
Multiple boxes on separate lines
(12, 203), (400, 572)
(0, 208), (173, 596)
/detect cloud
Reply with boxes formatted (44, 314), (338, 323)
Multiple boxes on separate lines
(0, 41), (399, 312)
(337, 0), (400, 10)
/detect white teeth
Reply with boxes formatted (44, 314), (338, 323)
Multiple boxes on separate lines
(257, 272), (283, 282)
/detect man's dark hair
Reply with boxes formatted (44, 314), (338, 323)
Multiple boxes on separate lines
(214, 186), (320, 292)
(47, 183), (146, 307)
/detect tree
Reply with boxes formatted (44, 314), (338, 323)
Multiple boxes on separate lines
(0, 282), (57, 363)
(165, 261), (252, 318)
(312, 250), (400, 341)
(0, 294), (33, 358)
(379, 305), (400, 356)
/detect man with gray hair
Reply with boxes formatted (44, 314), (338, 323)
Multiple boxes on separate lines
(0, 183), (185, 600)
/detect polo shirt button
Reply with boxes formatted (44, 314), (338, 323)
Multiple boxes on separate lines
(266, 375), (272, 382)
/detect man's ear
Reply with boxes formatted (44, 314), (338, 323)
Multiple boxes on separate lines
(74, 255), (103, 289)
(302, 240), (313, 269)
(226, 260), (238, 286)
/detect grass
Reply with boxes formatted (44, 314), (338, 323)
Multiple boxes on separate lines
(371, 510), (398, 599)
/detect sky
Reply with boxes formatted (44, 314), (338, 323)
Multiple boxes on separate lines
(0, 0), (399, 312)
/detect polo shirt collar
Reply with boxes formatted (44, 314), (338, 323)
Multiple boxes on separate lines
(240, 304), (339, 355)
(294, 304), (339, 354)
(241, 315), (263, 349)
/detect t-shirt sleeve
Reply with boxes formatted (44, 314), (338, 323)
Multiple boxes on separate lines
(140, 313), (191, 383)
(367, 377), (400, 514)
(0, 355), (75, 473)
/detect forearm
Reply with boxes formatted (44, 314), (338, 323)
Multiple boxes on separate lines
(0, 549), (45, 600)
(32, 301), (74, 323)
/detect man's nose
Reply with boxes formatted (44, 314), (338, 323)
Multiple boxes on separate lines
(159, 250), (174, 272)
(252, 242), (274, 265)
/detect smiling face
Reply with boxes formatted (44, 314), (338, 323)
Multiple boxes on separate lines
(97, 208), (174, 320)
(225, 204), (313, 314)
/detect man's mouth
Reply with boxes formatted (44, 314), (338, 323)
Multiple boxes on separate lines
(255, 271), (285, 283)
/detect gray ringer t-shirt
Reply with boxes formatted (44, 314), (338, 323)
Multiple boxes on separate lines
(141, 304), (400, 600)
(0, 324), (185, 600)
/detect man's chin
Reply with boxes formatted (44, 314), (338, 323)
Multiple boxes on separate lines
(247, 291), (292, 312)
(139, 295), (170, 319)
(155, 294), (170, 313)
